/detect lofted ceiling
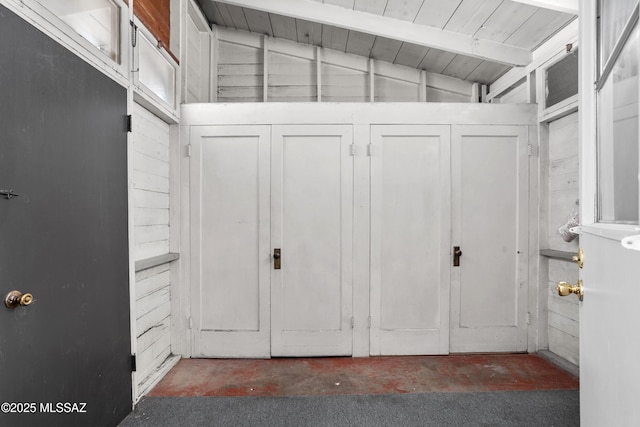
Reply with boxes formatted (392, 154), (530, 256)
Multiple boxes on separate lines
(196, 0), (577, 85)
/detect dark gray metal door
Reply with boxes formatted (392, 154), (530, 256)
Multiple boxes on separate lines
(0, 5), (132, 427)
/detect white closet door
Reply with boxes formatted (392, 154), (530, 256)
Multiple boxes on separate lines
(370, 125), (451, 355)
(190, 126), (271, 358)
(271, 125), (354, 356)
(450, 125), (529, 353)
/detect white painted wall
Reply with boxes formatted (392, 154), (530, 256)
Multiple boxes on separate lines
(131, 102), (173, 395)
(546, 112), (580, 365)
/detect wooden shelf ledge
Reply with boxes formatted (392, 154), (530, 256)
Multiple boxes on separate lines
(135, 253), (180, 272)
(540, 249), (575, 261)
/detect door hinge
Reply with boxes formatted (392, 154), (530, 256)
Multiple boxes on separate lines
(130, 20), (138, 48)
(351, 317), (355, 329)
(126, 115), (132, 132)
(527, 144), (533, 157)
(131, 354), (137, 372)
(367, 144), (372, 156)
(349, 144), (357, 156)
(526, 312), (531, 325)
(367, 316), (371, 328)
(187, 144), (192, 157)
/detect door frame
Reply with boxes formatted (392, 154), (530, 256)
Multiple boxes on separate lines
(176, 103), (538, 358)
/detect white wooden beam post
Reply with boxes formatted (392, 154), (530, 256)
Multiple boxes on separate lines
(368, 58), (375, 102)
(419, 70), (427, 102)
(263, 35), (269, 102)
(212, 0), (533, 66)
(471, 83), (480, 103)
(316, 46), (322, 102)
(510, 0), (578, 14)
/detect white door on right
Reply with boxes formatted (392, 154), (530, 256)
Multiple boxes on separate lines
(450, 125), (529, 353)
(578, 1), (640, 425)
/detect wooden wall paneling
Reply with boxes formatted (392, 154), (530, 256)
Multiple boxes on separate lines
(270, 13), (298, 41)
(443, 0), (503, 35)
(268, 51), (317, 102)
(420, 70), (427, 102)
(244, 8), (273, 36)
(374, 75), (420, 101)
(134, 0), (171, 51)
(321, 63), (368, 102)
(217, 37), (264, 102)
(394, 43), (430, 68)
(369, 58), (375, 101)
(263, 36), (269, 101)
(370, 37), (404, 63)
(414, 0), (463, 28)
(322, 25), (350, 52)
(131, 102), (173, 395)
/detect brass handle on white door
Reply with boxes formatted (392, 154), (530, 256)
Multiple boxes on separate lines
(4, 290), (34, 308)
(557, 280), (583, 301)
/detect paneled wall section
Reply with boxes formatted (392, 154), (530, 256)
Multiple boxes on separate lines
(214, 28), (474, 104)
(546, 112), (580, 365)
(131, 102), (173, 395)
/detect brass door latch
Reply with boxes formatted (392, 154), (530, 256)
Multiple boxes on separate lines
(273, 248), (281, 270)
(4, 290), (33, 308)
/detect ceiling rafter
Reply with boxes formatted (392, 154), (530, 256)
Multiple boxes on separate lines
(510, 0), (578, 15)
(210, 0), (533, 66)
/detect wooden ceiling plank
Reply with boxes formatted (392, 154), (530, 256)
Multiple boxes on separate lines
(383, 0), (424, 22)
(295, 19), (323, 45)
(505, 9), (576, 50)
(345, 30), (376, 56)
(353, 0), (388, 15)
(269, 13), (299, 41)
(226, 4), (250, 31)
(322, 25), (350, 52)
(441, 54), (484, 80)
(243, 8), (274, 36)
(419, 48), (457, 74)
(444, 0), (503, 35)
(510, 0), (578, 15)
(465, 60), (510, 85)
(211, 0), (533, 65)
(414, 0), (462, 29)
(472, 1), (538, 43)
(324, 0), (356, 9)
(394, 43), (430, 68)
(213, 3), (236, 28)
(370, 37), (404, 62)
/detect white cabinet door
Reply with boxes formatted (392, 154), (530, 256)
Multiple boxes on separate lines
(270, 125), (354, 356)
(369, 125), (451, 355)
(190, 126), (271, 358)
(450, 125), (529, 353)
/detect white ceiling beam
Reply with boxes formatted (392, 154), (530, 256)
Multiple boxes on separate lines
(510, 0), (578, 15)
(211, 0), (532, 66)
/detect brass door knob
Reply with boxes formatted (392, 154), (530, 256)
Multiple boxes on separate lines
(557, 280), (583, 301)
(4, 290), (34, 308)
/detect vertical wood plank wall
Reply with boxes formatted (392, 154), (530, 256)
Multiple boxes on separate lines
(546, 112), (580, 365)
(214, 28), (474, 104)
(131, 102), (173, 394)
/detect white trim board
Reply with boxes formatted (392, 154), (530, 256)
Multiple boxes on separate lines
(181, 103), (537, 126)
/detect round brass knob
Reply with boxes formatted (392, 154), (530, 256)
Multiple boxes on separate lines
(20, 293), (33, 306)
(557, 280), (583, 301)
